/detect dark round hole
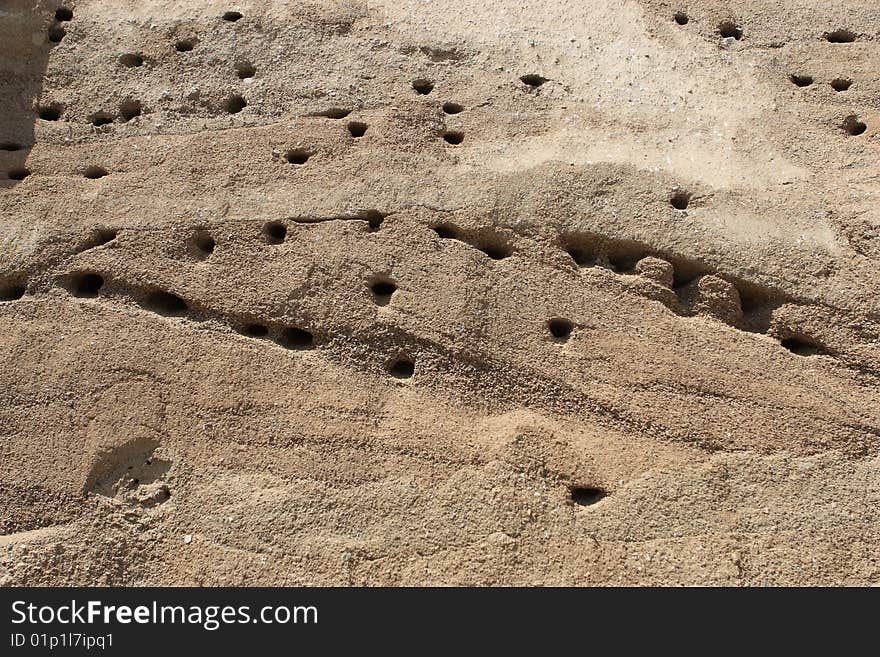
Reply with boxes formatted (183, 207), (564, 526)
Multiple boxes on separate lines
(718, 21), (743, 40)
(37, 105), (62, 121)
(830, 78), (852, 92)
(570, 486), (606, 506)
(55, 7), (73, 21)
(0, 142), (21, 151)
(442, 102), (464, 114)
(388, 358), (414, 379)
(358, 210), (385, 232)
(235, 62), (255, 79)
(670, 190), (691, 210)
(317, 108), (351, 119)
(145, 290), (188, 316)
(520, 74), (548, 87)
(263, 221), (287, 244)
(83, 166), (108, 179)
(78, 227), (117, 252)
(442, 131), (464, 145)
(0, 282), (26, 301)
(70, 272), (104, 298)
(242, 323), (268, 337)
(175, 39), (195, 52)
(224, 95), (247, 114)
(433, 224), (458, 239)
(119, 100), (142, 122)
(286, 148), (311, 164)
(673, 12), (688, 25)
(48, 25), (66, 42)
(781, 336), (826, 357)
(843, 115), (867, 136)
(480, 243), (511, 260)
(188, 231), (215, 258)
(412, 79), (434, 95)
(548, 318), (573, 340)
(223, 11), (243, 21)
(370, 279), (397, 305)
(789, 74), (813, 87)
(347, 121), (368, 138)
(89, 112), (115, 126)
(120, 53), (144, 68)
(566, 246), (597, 267)
(280, 327), (313, 350)
(824, 29), (855, 43)
(8, 168), (30, 181)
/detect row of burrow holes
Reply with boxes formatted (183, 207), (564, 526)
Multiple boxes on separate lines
(0, 213), (821, 370)
(3, 9), (870, 181)
(0, 222), (572, 380)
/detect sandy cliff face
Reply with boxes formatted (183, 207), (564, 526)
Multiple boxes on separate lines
(0, 0), (878, 585)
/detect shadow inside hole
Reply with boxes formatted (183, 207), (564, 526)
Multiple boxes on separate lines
(673, 12), (688, 25)
(119, 53), (144, 68)
(830, 78), (852, 92)
(175, 39), (196, 52)
(0, 280), (26, 301)
(89, 111), (115, 126)
(479, 243), (512, 260)
(119, 99), (142, 122)
(67, 272), (104, 298)
(412, 78), (434, 94)
(388, 358), (414, 379)
(781, 335), (828, 357)
(143, 290), (188, 316)
(566, 246), (599, 267)
(789, 74), (813, 87)
(279, 327), (314, 350)
(223, 11), (243, 21)
(187, 231), (215, 259)
(442, 131), (464, 145)
(235, 61), (255, 79)
(48, 25), (65, 43)
(824, 29), (855, 43)
(718, 21), (743, 39)
(359, 210), (385, 232)
(520, 74), (548, 87)
(240, 323), (268, 338)
(286, 148), (311, 164)
(347, 121), (368, 137)
(224, 95), (246, 114)
(570, 487), (606, 507)
(83, 165), (108, 179)
(370, 278), (397, 305)
(77, 227), (117, 253)
(433, 224), (459, 239)
(36, 103), (62, 121)
(263, 221), (287, 244)
(315, 107), (350, 119)
(842, 115), (866, 136)
(670, 190), (691, 210)
(548, 318), (573, 340)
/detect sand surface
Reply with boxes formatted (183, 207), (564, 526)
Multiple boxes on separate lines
(1, 0), (878, 585)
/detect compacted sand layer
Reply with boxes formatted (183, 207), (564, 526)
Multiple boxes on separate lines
(1, 0), (879, 585)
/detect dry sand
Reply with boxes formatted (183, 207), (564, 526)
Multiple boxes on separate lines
(0, 0), (878, 585)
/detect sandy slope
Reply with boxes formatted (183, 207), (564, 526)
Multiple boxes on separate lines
(0, 0), (878, 585)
